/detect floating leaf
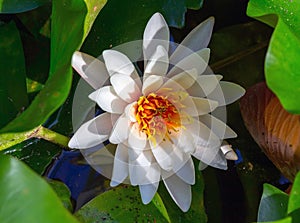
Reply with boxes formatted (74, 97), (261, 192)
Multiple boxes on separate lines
(0, 155), (79, 223)
(247, 0), (300, 113)
(75, 186), (170, 223)
(240, 82), (300, 180)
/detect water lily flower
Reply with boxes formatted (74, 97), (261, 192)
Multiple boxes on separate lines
(69, 13), (245, 211)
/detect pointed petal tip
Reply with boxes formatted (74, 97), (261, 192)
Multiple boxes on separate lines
(224, 151), (238, 161)
(110, 181), (120, 187)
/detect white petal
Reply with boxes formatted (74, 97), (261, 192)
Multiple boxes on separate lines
(103, 50), (135, 76)
(170, 17), (214, 65)
(189, 118), (221, 149)
(151, 139), (174, 171)
(142, 75), (164, 96)
(168, 48), (210, 77)
(71, 51), (109, 89)
(198, 150), (228, 170)
(128, 123), (147, 150)
(110, 144), (129, 186)
(183, 96), (218, 116)
(81, 145), (115, 179)
(169, 128), (195, 153)
(89, 86), (128, 114)
(124, 102), (137, 122)
(139, 182), (159, 204)
(198, 114), (237, 139)
(129, 150), (160, 185)
(164, 69), (198, 90)
(110, 74), (141, 103)
(162, 172), (192, 212)
(192, 145), (221, 168)
(68, 113), (118, 149)
(144, 45), (169, 79)
(175, 158), (195, 184)
(109, 115), (130, 144)
(143, 13), (169, 61)
(208, 81), (245, 106)
(187, 74), (222, 97)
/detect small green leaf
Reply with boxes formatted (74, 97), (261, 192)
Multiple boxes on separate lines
(287, 172), (300, 220)
(0, 21), (28, 128)
(48, 179), (73, 212)
(75, 186), (171, 223)
(0, 155), (79, 223)
(247, 0), (300, 113)
(0, 0), (48, 13)
(257, 184), (289, 222)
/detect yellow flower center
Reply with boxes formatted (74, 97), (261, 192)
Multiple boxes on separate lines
(135, 93), (182, 143)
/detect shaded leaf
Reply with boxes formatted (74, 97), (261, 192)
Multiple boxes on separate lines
(0, 155), (79, 223)
(0, 21), (28, 128)
(0, 0), (48, 13)
(258, 184), (289, 222)
(0, 138), (61, 175)
(0, 0), (106, 135)
(82, 0), (203, 55)
(75, 186), (170, 223)
(247, 0), (300, 113)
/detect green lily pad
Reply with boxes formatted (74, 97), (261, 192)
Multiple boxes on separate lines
(247, 0), (300, 114)
(0, 155), (79, 223)
(0, 0), (48, 13)
(75, 186), (171, 223)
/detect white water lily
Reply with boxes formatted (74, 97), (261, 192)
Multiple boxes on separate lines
(69, 13), (245, 212)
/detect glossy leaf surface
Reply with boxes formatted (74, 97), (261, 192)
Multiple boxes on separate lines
(247, 0), (300, 113)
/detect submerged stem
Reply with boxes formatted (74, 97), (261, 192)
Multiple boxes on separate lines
(34, 126), (70, 148)
(0, 126), (70, 151)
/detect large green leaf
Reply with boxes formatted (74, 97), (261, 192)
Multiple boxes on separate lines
(0, 0), (106, 134)
(0, 155), (79, 223)
(82, 0), (203, 55)
(257, 184), (289, 222)
(0, 21), (28, 128)
(247, 0), (300, 113)
(0, 0), (48, 13)
(75, 186), (171, 223)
